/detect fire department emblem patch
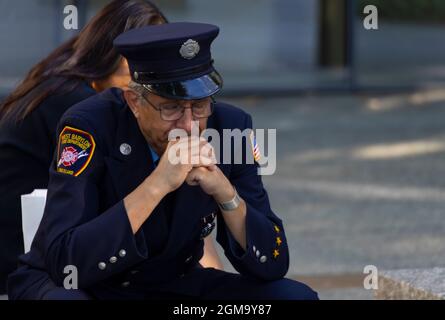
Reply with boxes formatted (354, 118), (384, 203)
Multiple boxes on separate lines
(56, 126), (96, 176)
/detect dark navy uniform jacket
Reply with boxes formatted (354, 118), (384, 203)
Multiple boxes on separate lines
(0, 81), (95, 294)
(8, 88), (289, 299)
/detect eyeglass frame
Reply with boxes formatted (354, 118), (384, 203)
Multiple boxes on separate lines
(139, 91), (216, 121)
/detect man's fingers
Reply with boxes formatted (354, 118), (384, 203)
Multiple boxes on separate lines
(185, 177), (200, 186)
(167, 136), (217, 166)
(166, 137), (197, 164)
(192, 153), (217, 168)
(190, 139), (213, 158)
(185, 168), (202, 186)
(199, 141), (216, 161)
(207, 164), (217, 171)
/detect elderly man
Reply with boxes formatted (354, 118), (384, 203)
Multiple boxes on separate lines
(8, 22), (317, 300)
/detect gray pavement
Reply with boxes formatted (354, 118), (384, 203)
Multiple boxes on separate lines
(214, 89), (445, 299)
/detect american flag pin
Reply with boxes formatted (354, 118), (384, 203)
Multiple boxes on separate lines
(250, 131), (261, 162)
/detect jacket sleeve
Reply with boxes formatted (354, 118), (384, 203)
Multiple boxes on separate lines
(41, 115), (148, 288)
(216, 114), (290, 281)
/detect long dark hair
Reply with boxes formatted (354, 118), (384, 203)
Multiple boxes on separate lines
(0, 0), (167, 123)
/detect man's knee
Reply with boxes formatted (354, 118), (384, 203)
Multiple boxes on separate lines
(223, 276), (319, 300)
(259, 278), (319, 300)
(42, 288), (92, 300)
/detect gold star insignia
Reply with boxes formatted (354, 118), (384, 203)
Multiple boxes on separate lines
(274, 225), (280, 233)
(276, 237), (282, 246)
(273, 249), (280, 259)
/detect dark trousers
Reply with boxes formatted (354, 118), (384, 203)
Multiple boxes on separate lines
(40, 267), (318, 300)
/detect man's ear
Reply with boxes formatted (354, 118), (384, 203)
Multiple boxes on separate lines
(123, 89), (140, 118)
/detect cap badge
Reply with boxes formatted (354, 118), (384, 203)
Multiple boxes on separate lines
(180, 39), (200, 59)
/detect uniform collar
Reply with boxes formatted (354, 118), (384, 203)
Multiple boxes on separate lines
(148, 143), (159, 165)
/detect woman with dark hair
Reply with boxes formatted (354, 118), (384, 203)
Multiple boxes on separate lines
(0, 0), (168, 295)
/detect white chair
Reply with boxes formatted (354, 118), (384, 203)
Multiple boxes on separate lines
(0, 190), (47, 300)
(21, 189), (47, 253)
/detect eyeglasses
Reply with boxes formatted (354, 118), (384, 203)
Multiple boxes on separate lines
(141, 94), (215, 121)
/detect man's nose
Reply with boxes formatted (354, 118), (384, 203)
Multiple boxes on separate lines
(175, 106), (194, 135)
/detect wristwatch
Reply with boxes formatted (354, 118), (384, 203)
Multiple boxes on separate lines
(218, 186), (241, 211)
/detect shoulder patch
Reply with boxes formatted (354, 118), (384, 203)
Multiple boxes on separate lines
(56, 126), (96, 176)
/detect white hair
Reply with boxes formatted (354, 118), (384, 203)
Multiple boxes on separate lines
(128, 80), (147, 103)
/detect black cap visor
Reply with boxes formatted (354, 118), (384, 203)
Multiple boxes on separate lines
(141, 70), (223, 100)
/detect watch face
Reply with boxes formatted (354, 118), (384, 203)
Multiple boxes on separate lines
(200, 212), (216, 239)
(200, 222), (216, 239)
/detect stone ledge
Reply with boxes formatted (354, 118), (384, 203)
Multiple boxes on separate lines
(375, 267), (445, 300)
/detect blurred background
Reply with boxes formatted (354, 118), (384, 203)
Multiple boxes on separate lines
(1, 0), (445, 299)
